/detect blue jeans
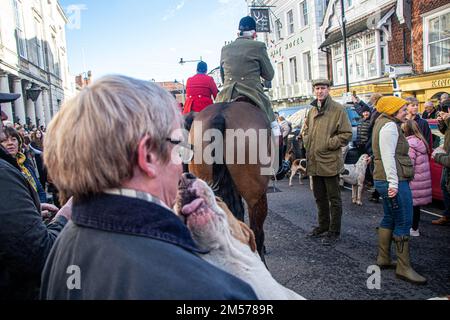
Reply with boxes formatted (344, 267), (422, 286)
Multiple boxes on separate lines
(441, 168), (450, 217)
(374, 180), (413, 237)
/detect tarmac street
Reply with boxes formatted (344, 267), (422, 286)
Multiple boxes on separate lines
(262, 178), (450, 300)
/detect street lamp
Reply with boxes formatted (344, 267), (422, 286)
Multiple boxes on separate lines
(177, 56), (203, 104)
(26, 83), (42, 102)
(178, 56), (203, 66)
(340, 0), (350, 95)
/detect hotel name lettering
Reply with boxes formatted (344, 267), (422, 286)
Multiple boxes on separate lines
(432, 78), (450, 89)
(270, 37), (305, 58)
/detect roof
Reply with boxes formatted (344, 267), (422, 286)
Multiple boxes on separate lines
(319, 5), (395, 49)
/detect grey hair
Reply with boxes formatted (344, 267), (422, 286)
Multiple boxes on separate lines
(44, 75), (183, 202)
(405, 96), (419, 105)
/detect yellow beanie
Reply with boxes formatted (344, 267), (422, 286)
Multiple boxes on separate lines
(375, 96), (408, 115)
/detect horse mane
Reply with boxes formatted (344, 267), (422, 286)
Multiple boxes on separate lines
(211, 104), (245, 221)
(183, 112), (196, 132)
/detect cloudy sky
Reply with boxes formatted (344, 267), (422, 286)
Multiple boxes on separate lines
(60, 0), (248, 83)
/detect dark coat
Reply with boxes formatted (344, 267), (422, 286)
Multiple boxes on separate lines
(413, 114), (432, 152)
(0, 148), (67, 300)
(422, 108), (438, 120)
(366, 111), (382, 156)
(356, 118), (371, 150)
(216, 37), (275, 122)
(22, 157), (47, 203)
(303, 97), (353, 176)
(40, 194), (257, 300)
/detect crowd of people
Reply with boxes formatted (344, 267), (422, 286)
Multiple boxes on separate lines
(353, 91), (450, 232)
(0, 15), (448, 300)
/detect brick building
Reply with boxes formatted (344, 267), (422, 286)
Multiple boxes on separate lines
(155, 81), (185, 105)
(320, 0), (397, 103)
(319, 0), (449, 107)
(392, 0), (450, 106)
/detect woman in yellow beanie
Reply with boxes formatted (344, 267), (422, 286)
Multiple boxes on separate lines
(372, 96), (427, 285)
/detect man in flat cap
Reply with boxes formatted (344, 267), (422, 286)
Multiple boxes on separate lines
(303, 79), (352, 245)
(216, 16), (280, 136)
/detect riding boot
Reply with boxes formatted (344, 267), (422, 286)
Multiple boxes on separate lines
(376, 228), (396, 269)
(393, 236), (427, 285)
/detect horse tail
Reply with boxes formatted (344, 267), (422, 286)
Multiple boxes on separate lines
(210, 106), (245, 222)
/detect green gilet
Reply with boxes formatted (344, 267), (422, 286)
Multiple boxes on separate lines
(372, 114), (414, 181)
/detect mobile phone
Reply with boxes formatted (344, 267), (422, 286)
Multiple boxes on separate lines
(389, 196), (400, 210)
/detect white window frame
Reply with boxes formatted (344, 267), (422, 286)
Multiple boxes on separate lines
(345, 0), (355, 10)
(289, 56), (299, 84)
(423, 6), (450, 72)
(331, 32), (381, 85)
(286, 10), (295, 36)
(278, 62), (285, 86)
(33, 17), (45, 68)
(366, 47), (377, 78)
(334, 58), (344, 85)
(275, 19), (282, 41)
(302, 51), (312, 81)
(13, 0), (28, 59)
(299, 1), (309, 28)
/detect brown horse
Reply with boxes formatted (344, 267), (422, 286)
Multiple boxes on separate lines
(185, 102), (273, 262)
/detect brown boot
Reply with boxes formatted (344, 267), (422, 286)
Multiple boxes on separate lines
(394, 236), (427, 285)
(432, 216), (450, 226)
(376, 228), (396, 269)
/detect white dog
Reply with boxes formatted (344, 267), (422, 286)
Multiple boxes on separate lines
(340, 154), (371, 206)
(288, 159), (308, 186)
(175, 174), (305, 300)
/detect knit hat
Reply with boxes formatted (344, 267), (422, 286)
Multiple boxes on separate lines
(375, 96), (408, 116)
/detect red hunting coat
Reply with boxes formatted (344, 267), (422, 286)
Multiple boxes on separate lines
(183, 74), (218, 114)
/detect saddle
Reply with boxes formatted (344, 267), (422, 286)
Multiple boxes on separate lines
(233, 96), (258, 107)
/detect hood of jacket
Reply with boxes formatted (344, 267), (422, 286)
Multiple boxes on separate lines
(407, 136), (428, 155)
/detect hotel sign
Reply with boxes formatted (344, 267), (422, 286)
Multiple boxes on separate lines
(269, 37), (305, 59)
(251, 9), (270, 33)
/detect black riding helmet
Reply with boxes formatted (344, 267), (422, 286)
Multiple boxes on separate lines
(239, 16), (256, 32)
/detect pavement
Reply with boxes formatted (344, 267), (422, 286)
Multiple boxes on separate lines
(261, 178), (450, 300)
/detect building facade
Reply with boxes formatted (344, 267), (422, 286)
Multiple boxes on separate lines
(393, 0), (450, 106)
(247, 0), (329, 109)
(320, 0), (398, 103)
(0, 0), (73, 128)
(155, 81), (186, 105)
(319, 0), (449, 107)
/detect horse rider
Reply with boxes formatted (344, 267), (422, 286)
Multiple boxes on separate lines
(216, 16), (281, 138)
(183, 61), (218, 114)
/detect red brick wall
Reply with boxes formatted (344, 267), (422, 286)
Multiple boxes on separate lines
(389, 15), (412, 66)
(388, 0), (449, 73)
(411, 0), (449, 73)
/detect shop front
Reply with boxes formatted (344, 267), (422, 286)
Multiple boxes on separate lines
(397, 70), (450, 111)
(330, 83), (394, 104)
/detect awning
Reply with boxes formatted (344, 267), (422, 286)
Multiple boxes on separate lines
(319, 5), (395, 49)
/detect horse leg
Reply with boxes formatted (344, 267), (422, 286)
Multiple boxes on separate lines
(248, 193), (268, 264)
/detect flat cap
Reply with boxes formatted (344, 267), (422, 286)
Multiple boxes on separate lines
(312, 79), (332, 87)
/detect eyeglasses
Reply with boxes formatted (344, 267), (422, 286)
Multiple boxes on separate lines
(166, 138), (194, 163)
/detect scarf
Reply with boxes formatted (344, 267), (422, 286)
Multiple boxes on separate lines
(16, 152), (38, 193)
